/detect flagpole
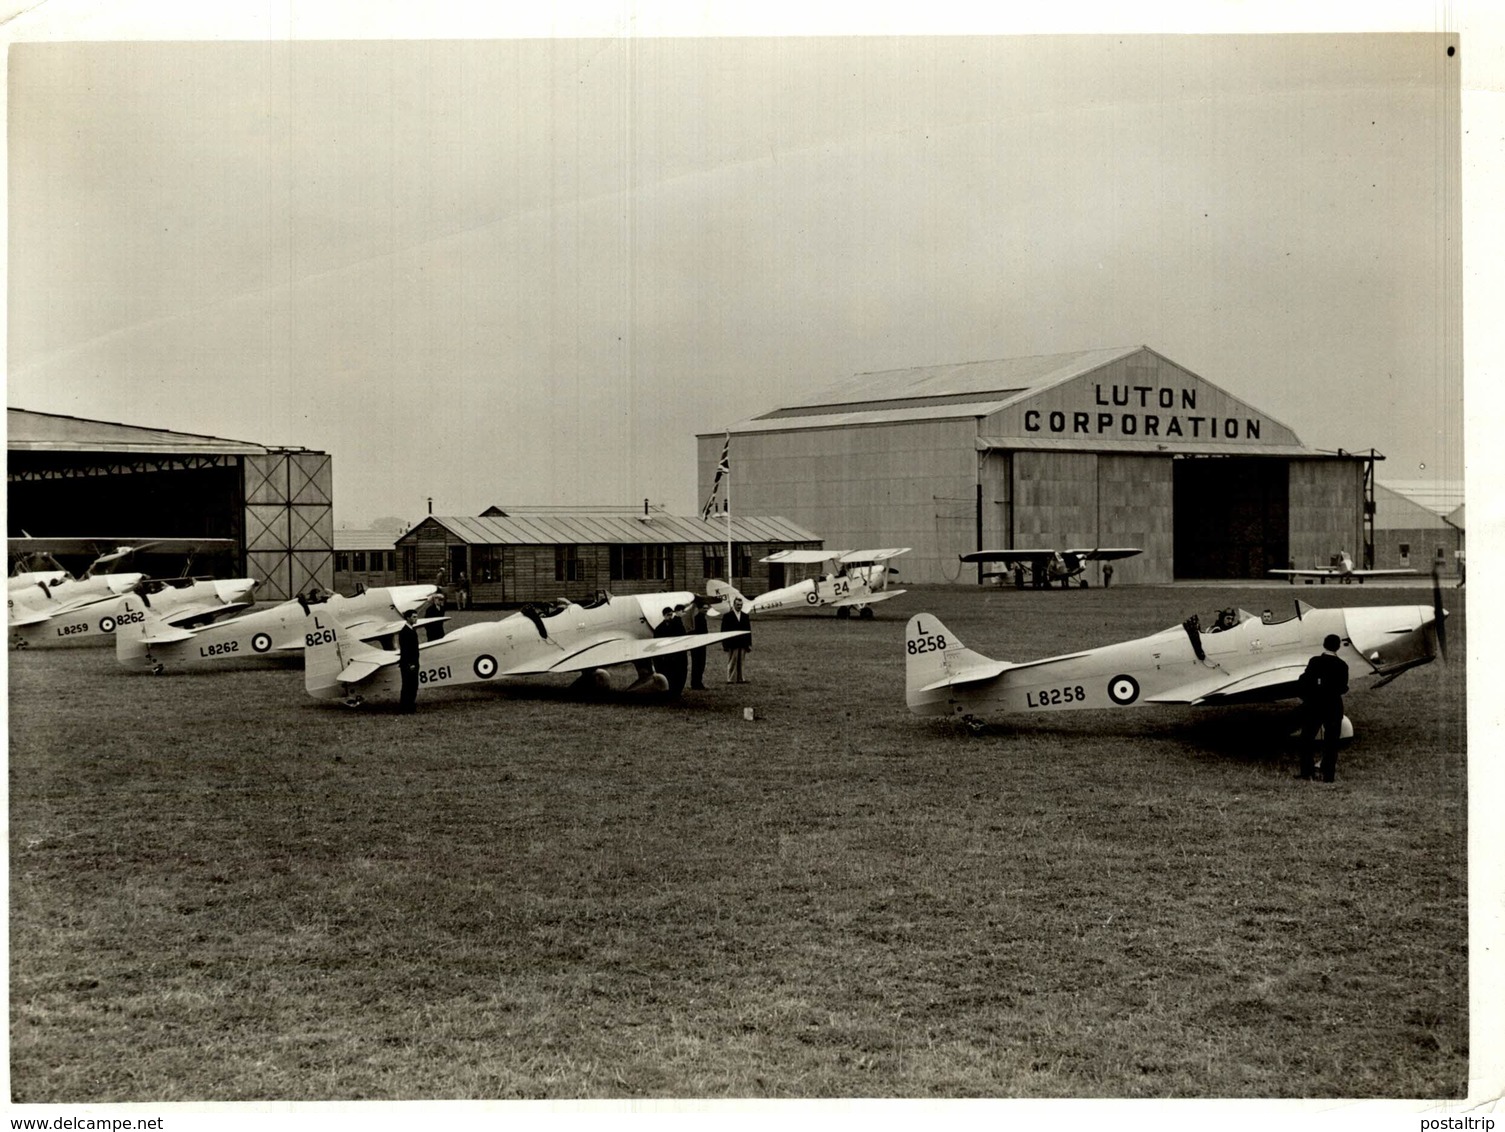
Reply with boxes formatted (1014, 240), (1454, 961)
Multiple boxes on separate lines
(724, 431), (733, 584)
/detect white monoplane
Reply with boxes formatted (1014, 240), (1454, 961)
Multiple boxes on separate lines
(1268, 550), (1416, 585)
(710, 548), (910, 619)
(10, 576), (258, 649)
(117, 584), (439, 673)
(303, 590), (748, 708)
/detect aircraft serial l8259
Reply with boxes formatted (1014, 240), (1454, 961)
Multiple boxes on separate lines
(303, 590), (749, 708)
(709, 548), (910, 618)
(904, 593), (1445, 736)
(961, 547), (1142, 589)
(117, 585), (438, 673)
(9, 576), (258, 649)
(1268, 550), (1417, 584)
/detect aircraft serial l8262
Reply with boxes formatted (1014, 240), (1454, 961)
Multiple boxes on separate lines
(709, 548), (910, 618)
(961, 547), (1142, 589)
(303, 590), (749, 708)
(904, 593), (1445, 736)
(1268, 550), (1417, 584)
(9, 577), (258, 649)
(117, 585), (438, 673)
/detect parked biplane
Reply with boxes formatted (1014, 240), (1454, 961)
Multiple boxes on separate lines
(960, 546), (1142, 589)
(303, 590), (748, 708)
(904, 588), (1446, 736)
(117, 584), (439, 673)
(709, 548), (910, 618)
(1268, 550), (1416, 584)
(10, 576), (258, 649)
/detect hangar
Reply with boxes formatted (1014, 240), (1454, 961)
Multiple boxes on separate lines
(699, 346), (1373, 585)
(1369, 484), (1463, 575)
(7, 408), (333, 601)
(397, 505), (820, 607)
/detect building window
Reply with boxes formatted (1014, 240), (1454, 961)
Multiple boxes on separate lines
(610, 544), (671, 581)
(555, 545), (580, 582)
(353, 551), (367, 572)
(1398, 542), (1410, 558)
(703, 545), (725, 580)
(386, 551), (396, 572)
(473, 544), (504, 584)
(401, 546), (417, 582)
(336, 552), (350, 571)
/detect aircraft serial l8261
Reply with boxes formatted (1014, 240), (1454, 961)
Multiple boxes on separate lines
(961, 547), (1142, 589)
(303, 590), (749, 708)
(904, 593), (1445, 736)
(1268, 551), (1417, 584)
(9, 576), (258, 649)
(709, 548), (910, 618)
(117, 585), (438, 673)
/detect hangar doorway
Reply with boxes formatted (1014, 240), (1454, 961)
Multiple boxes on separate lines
(1173, 457), (1288, 578)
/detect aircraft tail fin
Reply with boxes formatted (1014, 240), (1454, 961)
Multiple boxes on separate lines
(904, 613), (1010, 713)
(115, 597), (192, 667)
(303, 607), (389, 699)
(704, 578), (746, 615)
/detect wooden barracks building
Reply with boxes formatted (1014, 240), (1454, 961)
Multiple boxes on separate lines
(699, 346), (1374, 585)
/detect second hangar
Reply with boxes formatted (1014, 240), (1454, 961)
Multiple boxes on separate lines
(700, 345), (1375, 585)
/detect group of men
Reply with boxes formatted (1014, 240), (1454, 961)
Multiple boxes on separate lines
(649, 595), (752, 693)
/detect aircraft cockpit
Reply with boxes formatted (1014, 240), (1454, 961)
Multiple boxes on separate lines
(580, 590), (611, 610)
(1185, 607), (1250, 634)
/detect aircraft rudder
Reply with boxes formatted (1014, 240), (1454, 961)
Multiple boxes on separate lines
(302, 607), (349, 699)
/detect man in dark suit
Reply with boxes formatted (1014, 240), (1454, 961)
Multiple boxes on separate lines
(721, 596), (752, 684)
(1298, 633), (1349, 782)
(397, 610), (421, 713)
(653, 605), (688, 695)
(688, 599), (710, 689)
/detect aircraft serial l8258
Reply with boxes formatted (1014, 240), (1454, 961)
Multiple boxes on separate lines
(1268, 550), (1417, 584)
(904, 593), (1445, 736)
(709, 548), (910, 618)
(9, 576), (258, 649)
(303, 590), (749, 708)
(961, 547), (1142, 589)
(117, 585), (438, 673)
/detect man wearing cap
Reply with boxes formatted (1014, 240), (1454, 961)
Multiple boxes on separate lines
(1297, 633), (1349, 782)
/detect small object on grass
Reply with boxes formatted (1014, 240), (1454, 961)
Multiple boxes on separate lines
(744, 707), (756, 721)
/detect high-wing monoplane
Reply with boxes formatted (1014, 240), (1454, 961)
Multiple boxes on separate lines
(1268, 550), (1416, 585)
(905, 591), (1445, 736)
(9, 576), (258, 649)
(960, 547), (1142, 589)
(303, 590), (748, 707)
(709, 548), (910, 618)
(117, 585), (439, 672)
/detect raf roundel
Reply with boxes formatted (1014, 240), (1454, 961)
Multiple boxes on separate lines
(98, 616), (116, 633)
(251, 632), (273, 654)
(1107, 674), (1140, 706)
(473, 654), (498, 680)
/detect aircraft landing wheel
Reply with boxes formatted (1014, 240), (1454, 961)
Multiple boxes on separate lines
(962, 715), (987, 736)
(151, 663), (165, 676)
(858, 606), (874, 620)
(342, 695), (364, 709)
(1079, 579), (1089, 588)
(836, 607), (851, 619)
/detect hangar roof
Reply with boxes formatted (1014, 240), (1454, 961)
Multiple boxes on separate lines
(977, 436), (1324, 458)
(1372, 484), (1460, 532)
(7, 408), (274, 455)
(409, 511), (820, 547)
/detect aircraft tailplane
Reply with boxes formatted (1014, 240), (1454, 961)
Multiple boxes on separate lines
(904, 614), (1008, 708)
(303, 608), (388, 699)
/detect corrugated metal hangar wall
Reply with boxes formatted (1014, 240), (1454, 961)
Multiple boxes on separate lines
(699, 347), (1365, 585)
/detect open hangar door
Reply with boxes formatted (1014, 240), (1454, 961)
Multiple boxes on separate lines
(1173, 457), (1289, 578)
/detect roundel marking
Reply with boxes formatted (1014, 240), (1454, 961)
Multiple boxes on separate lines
(473, 654), (499, 680)
(98, 616), (116, 633)
(251, 632), (273, 654)
(1107, 674), (1140, 706)
(805, 591), (820, 605)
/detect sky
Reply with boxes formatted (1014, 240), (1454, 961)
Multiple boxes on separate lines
(1, 4), (1480, 530)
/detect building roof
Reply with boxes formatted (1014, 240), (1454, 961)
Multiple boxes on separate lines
(7, 407), (276, 455)
(1372, 484), (1459, 531)
(1447, 502), (1464, 530)
(334, 529), (400, 552)
(409, 511), (821, 547)
(1379, 479), (1465, 518)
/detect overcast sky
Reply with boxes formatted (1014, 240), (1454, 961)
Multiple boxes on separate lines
(1, 7), (1478, 527)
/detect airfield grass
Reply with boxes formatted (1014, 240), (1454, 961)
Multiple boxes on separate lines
(8, 584), (1466, 1100)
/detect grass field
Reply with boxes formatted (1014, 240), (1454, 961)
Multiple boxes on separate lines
(8, 583), (1467, 1101)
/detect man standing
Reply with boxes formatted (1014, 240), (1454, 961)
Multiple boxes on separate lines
(397, 609), (421, 713)
(653, 605), (689, 695)
(721, 596), (752, 684)
(1298, 633), (1349, 782)
(688, 599), (710, 690)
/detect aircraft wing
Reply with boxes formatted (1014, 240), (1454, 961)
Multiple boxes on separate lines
(1349, 568), (1419, 577)
(8, 609), (58, 628)
(7, 536), (236, 557)
(502, 630), (749, 676)
(161, 600), (253, 627)
(959, 549), (1057, 565)
(831, 588), (906, 607)
(761, 549), (846, 564)
(837, 547), (911, 564)
(1267, 568), (1341, 579)
(1065, 547), (1143, 562)
(1140, 663), (1310, 706)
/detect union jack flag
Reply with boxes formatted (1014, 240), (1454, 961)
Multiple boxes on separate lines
(700, 438), (730, 521)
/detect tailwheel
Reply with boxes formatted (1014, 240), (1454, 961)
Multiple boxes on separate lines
(962, 715), (987, 736)
(342, 695), (364, 709)
(151, 663), (165, 676)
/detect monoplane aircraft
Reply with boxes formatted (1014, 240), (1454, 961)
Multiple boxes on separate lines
(904, 590), (1445, 736)
(10, 576), (257, 649)
(960, 547), (1142, 589)
(117, 584), (439, 673)
(709, 548), (910, 618)
(303, 590), (749, 707)
(1268, 550), (1416, 584)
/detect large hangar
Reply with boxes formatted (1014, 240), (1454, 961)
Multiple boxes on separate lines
(7, 408), (333, 601)
(698, 346), (1369, 585)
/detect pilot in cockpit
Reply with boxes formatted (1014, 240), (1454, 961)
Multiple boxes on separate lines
(1208, 608), (1239, 633)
